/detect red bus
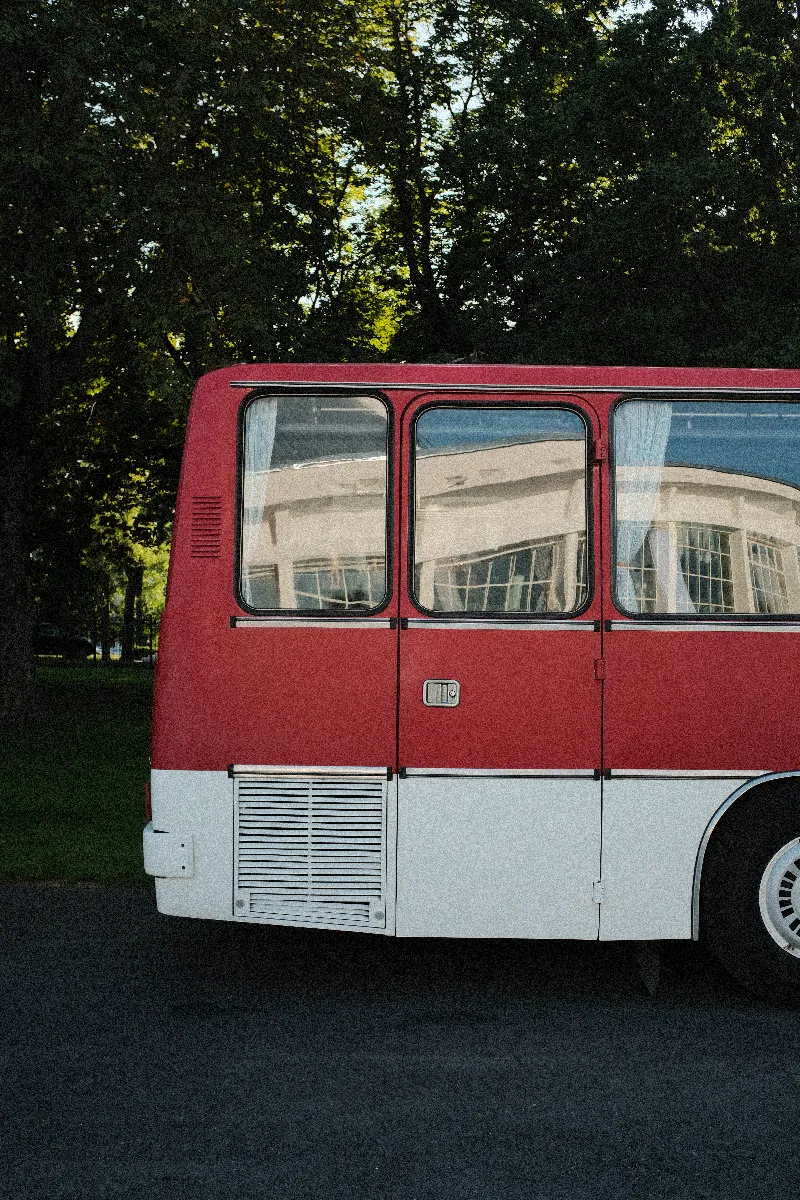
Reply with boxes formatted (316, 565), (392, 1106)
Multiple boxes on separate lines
(145, 363), (800, 1001)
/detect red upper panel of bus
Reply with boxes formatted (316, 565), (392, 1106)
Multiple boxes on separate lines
(152, 364), (800, 773)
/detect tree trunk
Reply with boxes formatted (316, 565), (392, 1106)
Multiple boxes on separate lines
(387, 10), (453, 355)
(0, 437), (37, 726)
(134, 588), (144, 660)
(100, 591), (112, 666)
(121, 564), (144, 666)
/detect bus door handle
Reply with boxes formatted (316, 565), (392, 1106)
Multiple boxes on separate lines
(422, 679), (460, 707)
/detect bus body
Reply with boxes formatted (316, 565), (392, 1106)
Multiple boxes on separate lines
(146, 364), (800, 998)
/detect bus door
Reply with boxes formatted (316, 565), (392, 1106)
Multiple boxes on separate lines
(395, 396), (604, 938)
(601, 396), (800, 939)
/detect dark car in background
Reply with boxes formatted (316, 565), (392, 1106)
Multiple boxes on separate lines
(34, 624), (95, 661)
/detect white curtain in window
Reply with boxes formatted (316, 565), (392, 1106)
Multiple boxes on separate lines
(615, 402), (672, 611)
(433, 568), (466, 611)
(242, 398), (279, 606)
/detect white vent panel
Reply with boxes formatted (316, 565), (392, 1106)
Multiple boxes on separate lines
(234, 775), (387, 929)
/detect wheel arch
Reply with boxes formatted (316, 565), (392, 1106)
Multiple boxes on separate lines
(691, 771), (800, 940)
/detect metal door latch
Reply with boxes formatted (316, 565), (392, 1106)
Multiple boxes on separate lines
(423, 679), (460, 707)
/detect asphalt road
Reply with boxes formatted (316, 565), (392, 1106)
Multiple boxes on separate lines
(1, 884), (797, 1200)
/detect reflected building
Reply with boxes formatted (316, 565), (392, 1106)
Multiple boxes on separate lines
(414, 438), (587, 613)
(239, 396), (800, 617)
(242, 453), (388, 610)
(616, 464), (800, 615)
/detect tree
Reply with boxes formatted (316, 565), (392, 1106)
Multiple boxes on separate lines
(0, 0), (392, 723)
(7, 0), (800, 727)
(367, 0), (800, 365)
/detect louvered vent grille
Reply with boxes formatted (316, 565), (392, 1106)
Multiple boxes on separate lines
(234, 775), (386, 929)
(190, 495), (222, 558)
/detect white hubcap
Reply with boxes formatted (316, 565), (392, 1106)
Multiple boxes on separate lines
(759, 838), (800, 957)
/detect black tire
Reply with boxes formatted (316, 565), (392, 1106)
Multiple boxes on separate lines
(700, 780), (800, 1005)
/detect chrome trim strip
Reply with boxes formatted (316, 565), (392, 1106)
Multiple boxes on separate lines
(232, 617), (394, 629)
(608, 621), (800, 632)
(402, 767), (597, 777)
(691, 770), (800, 940)
(231, 764), (391, 778)
(404, 619), (597, 631)
(231, 381), (800, 397)
(611, 769), (770, 779)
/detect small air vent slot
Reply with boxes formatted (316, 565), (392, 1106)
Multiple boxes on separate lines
(190, 495), (222, 558)
(234, 774), (387, 929)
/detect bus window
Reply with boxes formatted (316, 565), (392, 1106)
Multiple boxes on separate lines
(239, 393), (390, 613)
(612, 400), (800, 616)
(412, 406), (589, 614)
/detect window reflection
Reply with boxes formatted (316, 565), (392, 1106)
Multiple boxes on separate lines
(613, 401), (800, 616)
(414, 407), (589, 614)
(240, 395), (389, 612)
(433, 540), (560, 613)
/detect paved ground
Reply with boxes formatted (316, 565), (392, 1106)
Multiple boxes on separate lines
(1, 884), (797, 1200)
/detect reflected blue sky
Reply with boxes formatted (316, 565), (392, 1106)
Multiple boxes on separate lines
(617, 401), (800, 489)
(416, 407), (586, 453)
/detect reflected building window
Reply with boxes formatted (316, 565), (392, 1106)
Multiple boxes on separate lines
(244, 564), (279, 610)
(678, 524), (734, 614)
(631, 541), (658, 612)
(414, 406), (589, 615)
(613, 400), (800, 617)
(432, 540), (560, 613)
(239, 394), (389, 614)
(748, 538), (788, 614)
(617, 520), (796, 616)
(618, 531), (658, 613)
(293, 558), (386, 611)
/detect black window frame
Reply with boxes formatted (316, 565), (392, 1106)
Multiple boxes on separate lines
(234, 387), (394, 618)
(408, 400), (595, 621)
(610, 394), (800, 623)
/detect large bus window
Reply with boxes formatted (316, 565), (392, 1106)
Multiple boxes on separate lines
(239, 394), (389, 613)
(613, 400), (800, 616)
(413, 407), (589, 614)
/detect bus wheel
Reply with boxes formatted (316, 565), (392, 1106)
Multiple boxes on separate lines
(700, 792), (800, 1005)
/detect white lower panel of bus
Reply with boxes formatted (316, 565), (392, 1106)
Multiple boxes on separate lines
(395, 776), (601, 939)
(150, 770), (234, 921)
(599, 777), (744, 941)
(148, 768), (755, 940)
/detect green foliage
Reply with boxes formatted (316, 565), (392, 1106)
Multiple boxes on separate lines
(391, 0), (800, 364)
(3, 0), (800, 719)
(1, 0), (405, 681)
(4, 0), (800, 386)
(0, 667), (153, 884)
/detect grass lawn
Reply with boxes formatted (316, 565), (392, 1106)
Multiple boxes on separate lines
(0, 665), (153, 885)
